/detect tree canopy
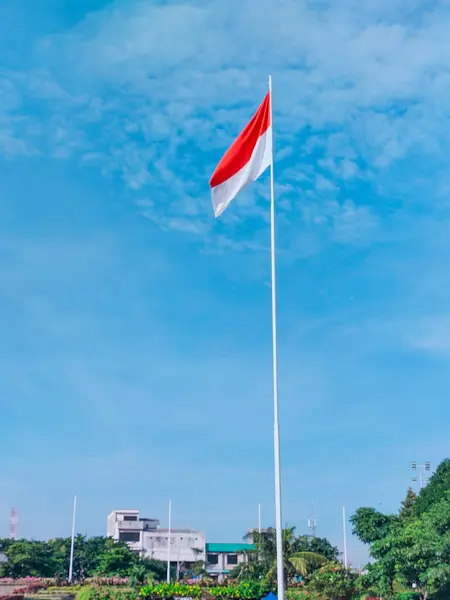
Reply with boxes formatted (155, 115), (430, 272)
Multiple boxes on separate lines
(0, 536), (163, 581)
(413, 459), (450, 516)
(350, 507), (397, 545)
(352, 457), (450, 600)
(399, 487), (417, 521)
(233, 527), (333, 585)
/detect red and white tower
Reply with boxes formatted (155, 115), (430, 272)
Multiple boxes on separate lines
(9, 508), (17, 539)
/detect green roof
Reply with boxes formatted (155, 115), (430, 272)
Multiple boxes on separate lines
(206, 543), (255, 553)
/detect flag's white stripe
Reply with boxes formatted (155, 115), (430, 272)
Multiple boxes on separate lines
(211, 126), (272, 218)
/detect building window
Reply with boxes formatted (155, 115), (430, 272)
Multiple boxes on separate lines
(227, 554), (238, 566)
(207, 554), (219, 565)
(119, 531), (140, 543)
(123, 515), (138, 521)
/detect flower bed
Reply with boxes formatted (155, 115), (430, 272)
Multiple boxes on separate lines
(86, 580), (129, 588)
(140, 582), (267, 600)
(286, 591), (324, 600)
(0, 580), (46, 584)
(0, 577), (53, 594)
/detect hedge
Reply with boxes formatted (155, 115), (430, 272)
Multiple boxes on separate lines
(140, 582), (268, 600)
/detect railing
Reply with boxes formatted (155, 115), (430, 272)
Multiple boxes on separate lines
(118, 521), (145, 530)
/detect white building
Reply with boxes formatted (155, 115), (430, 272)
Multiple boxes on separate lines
(107, 509), (206, 565)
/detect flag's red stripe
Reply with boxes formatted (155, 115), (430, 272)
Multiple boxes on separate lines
(210, 93), (271, 189)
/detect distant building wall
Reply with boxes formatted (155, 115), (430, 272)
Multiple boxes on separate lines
(107, 509), (205, 563)
(143, 529), (205, 563)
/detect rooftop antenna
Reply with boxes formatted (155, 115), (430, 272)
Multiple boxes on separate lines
(308, 501), (316, 536)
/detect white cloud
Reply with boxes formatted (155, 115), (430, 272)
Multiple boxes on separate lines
(3, 0), (450, 254)
(0, 128), (29, 156)
(406, 316), (450, 355)
(316, 174), (339, 192)
(332, 200), (378, 243)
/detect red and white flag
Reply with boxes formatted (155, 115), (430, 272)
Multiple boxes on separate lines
(210, 92), (272, 217)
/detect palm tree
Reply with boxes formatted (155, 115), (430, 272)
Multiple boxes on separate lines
(287, 552), (329, 577)
(231, 550), (266, 581)
(240, 527), (328, 585)
(191, 547), (208, 579)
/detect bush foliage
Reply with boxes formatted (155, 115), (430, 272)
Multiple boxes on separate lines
(139, 582), (267, 600)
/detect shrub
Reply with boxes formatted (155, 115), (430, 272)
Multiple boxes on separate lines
(87, 579), (130, 587)
(307, 563), (359, 600)
(140, 582), (266, 600)
(140, 583), (202, 599)
(286, 591), (324, 600)
(76, 587), (136, 600)
(10, 583), (49, 595)
(208, 583), (267, 600)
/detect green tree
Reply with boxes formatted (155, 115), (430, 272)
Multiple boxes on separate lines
(377, 492), (450, 600)
(47, 537), (73, 578)
(0, 540), (56, 577)
(240, 527), (329, 585)
(353, 460), (450, 600)
(190, 548), (207, 579)
(413, 458), (450, 516)
(294, 535), (339, 562)
(231, 553), (267, 583)
(77, 536), (134, 578)
(129, 562), (160, 587)
(350, 506), (404, 598)
(140, 558), (167, 582)
(357, 558), (397, 600)
(308, 562), (358, 600)
(399, 487), (417, 521)
(350, 508), (397, 544)
(0, 536), (167, 581)
(96, 538), (138, 577)
(48, 535), (126, 579)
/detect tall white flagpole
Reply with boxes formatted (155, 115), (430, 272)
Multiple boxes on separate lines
(258, 503), (262, 534)
(342, 506), (348, 568)
(68, 495), (77, 583)
(268, 74), (285, 600)
(166, 499), (172, 583)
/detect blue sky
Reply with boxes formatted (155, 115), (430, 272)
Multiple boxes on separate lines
(1, 0), (450, 565)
